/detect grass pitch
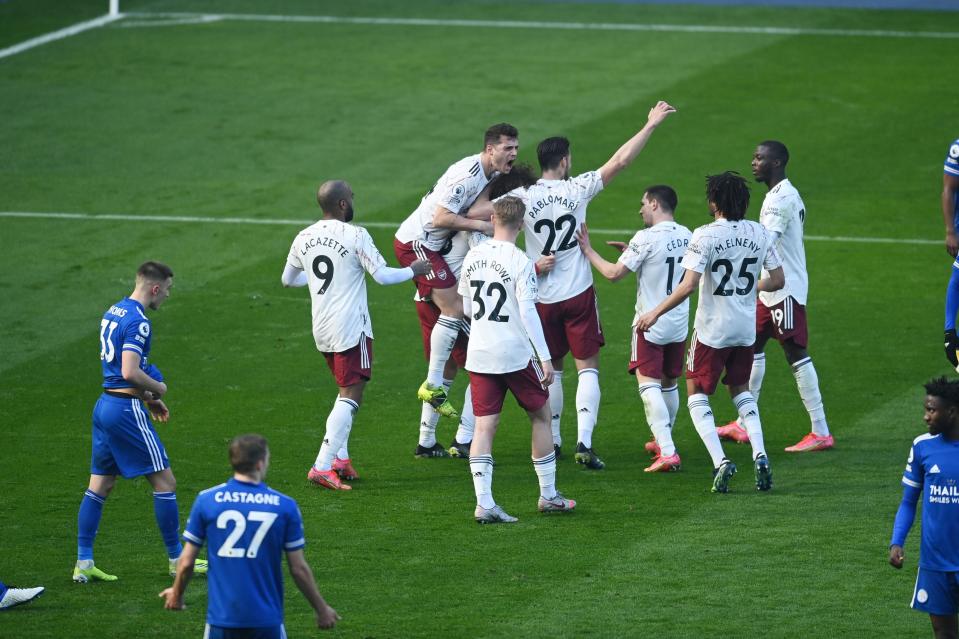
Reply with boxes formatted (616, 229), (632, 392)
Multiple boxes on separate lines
(1, 1), (958, 637)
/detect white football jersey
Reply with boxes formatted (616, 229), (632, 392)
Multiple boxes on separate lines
(458, 240), (540, 374)
(681, 218), (782, 348)
(757, 178), (809, 306)
(618, 221), (693, 345)
(415, 230), (490, 303)
(509, 171), (605, 304)
(286, 219), (387, 353)
(395, 154), (493, 252)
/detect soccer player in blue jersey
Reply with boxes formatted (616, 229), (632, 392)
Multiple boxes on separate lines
(74, 261), (206, 582)
(940, 139), (959, 368)
(161, 434), (339, 636)
(890, 377), (959, 639)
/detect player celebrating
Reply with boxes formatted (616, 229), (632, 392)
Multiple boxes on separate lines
(475, 100), (676, 468)
(74, 261), (207, 583)
(940, 138), (959, 368)
(889, 377), (959, 639)
(283, 180), (430, 490)
(459, 197), (575, 523)
(394, 124), (519, 423)
(576, 185), (691, 473)
(637, 172), (784, 493)
(161, 434), (339, 635)
(716, 141), (834, 452)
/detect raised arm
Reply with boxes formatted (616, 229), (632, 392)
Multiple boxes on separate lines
(599, 101), (676, 187)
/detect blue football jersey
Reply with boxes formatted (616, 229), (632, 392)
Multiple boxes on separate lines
(183, 478), (306, 628)
(945, 138), (959, 230)
(902, 433), (959, 571)
(99, 297), (153, 389)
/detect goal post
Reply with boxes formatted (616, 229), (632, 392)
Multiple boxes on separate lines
(109, 0), (120, 17)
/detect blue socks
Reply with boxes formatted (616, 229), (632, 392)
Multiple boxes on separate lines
(77, 489), (106, 561)
(153, 492), (183, 560)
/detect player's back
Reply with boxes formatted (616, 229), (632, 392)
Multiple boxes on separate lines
(396, 154), (491, 251)
(623, 221), (692, 345)
(687, 219), (774, 348)
(759, 179), (808, 306)
(288, 219), (386, 353)
(459, 240), (538, 374)
(185, 479), (304, 628)
(514, 171), (604, 304)
(906, 433), (959, 571)
(99, 297), (151, 389)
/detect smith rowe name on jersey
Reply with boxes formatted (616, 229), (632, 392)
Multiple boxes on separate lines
(463, 258), (512, 283)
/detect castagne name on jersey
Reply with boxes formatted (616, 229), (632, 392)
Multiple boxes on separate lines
(300, 235), (350, 258)
(214, 490), (281, 506)
(463, 258), (512, 283)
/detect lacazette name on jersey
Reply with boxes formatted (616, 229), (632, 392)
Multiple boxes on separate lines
(463, 258), (512, 284)
(298, 235), (350, 258)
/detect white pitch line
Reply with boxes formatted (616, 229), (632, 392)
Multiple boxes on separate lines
(119, 11), (959, 40)
(0, 12), (125, 61)
(0, 210), (939, 245)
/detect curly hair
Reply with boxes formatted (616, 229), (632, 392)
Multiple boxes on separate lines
(925, 376), (959, 409)
(706, 171), (750, 221)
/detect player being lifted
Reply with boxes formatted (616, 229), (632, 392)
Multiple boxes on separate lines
(716, 141), (834, 452)
(473, 101), (676, 469)
(637, 172), (784, 493)
(394, 124), (519, 432)
(283, 180), (430, 490)
(459, 197), (575, 523)
(409, 166), (538, 459)
(74, 261), (208, 582)
(577, 185), (691, 473)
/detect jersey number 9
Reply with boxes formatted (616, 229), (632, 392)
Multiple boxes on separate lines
(312, 256), (335, 295)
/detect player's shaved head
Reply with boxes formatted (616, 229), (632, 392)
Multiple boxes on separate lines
(758, 140), (789, 167)
(230, 434), (269, 474)
(316, 180), (352, 214)
(925, 377), (959, 409)
(493, 196), (525, 229)
(706, 171), (750, 221)
(137, 261), (173, 283)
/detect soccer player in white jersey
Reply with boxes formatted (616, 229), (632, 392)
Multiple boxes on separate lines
(577, 185), (692, 473)
(283, 180), (430, 490)
(716, 141), (834, 452)
(638, 172), (784, 493)
(474, 101), (676, 469)
(394, 124), (519, 423)
(459, 196), (576, 523)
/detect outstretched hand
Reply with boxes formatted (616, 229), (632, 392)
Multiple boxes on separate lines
(147, 399), (170, 423)
(575, 223), (591, 251)
(410, 259), (432, 277)
(606, 241), (628, 253)
(159, 587), (184, 610)
(647, 101), (676, 127)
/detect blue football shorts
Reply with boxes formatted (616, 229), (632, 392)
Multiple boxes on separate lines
(912, 567), (959, 616)
(203, 624), (286, 639)
(90, 393), (169, 478)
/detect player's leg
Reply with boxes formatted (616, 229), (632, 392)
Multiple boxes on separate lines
(309, 383), (363, 490)
(144, 467), (205, 575)
(781, 304), (834, 452)
(468, 372), (515, 523)
(717, 304), (771, 442)
(726, 345), (772, 491)
(417, 357), (456, 458)
(420, 285), (464, 416)
(449, 381), (475, 458)
(685, 336), (735, 492)
(536, 301), (568, 456)
(566, 289), (605, 469)
(931, 615), (959, 639)
(75, 471), (118, 583)
(632, 332), (680, 471)
(0, 581), (44, 610)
